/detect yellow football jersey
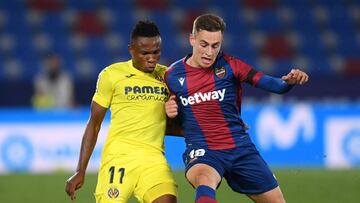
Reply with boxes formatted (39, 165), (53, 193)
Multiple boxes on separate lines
(93, 60), (169, 156)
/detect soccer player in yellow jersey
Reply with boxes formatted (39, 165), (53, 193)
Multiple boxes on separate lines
(65, 21), (178, 203)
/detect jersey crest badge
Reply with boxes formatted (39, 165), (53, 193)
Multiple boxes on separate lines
(108, 187), (120, 199)
(155, 74), (165, 83)
(178, 77), (185, 86)
(215, 67), (226, 79)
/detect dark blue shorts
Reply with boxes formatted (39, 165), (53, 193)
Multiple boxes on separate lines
(182, 141), (278, 194)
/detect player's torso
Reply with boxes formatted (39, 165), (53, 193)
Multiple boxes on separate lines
(105, 61), (169, 154)
(166, 57), (246, 150)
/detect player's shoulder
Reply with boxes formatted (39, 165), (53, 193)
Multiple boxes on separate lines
(222, 52), (253, 70)
(166, 58), (184, 76)
(168, 58), (184, 70)
(98, 60), (130, 76)
(155, 63), (167, 73)
(222, 52), (245, 63)
(107, 61), (130, 71)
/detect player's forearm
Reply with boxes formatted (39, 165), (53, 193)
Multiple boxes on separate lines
(165, 117), (184, 137)
(256, 75), (294, 94)
(76, 123), (100, 173)
(75, 101), (107, 173)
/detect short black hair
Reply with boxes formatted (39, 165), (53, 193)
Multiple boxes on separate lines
(193, 14), (226, 34)
(130, 20), (161, 42)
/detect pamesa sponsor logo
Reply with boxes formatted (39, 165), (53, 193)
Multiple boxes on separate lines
(124, 85), (169, 102)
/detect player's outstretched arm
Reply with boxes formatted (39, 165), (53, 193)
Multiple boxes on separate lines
(65, 101), (107, 200)
(256, 69), (309, 94)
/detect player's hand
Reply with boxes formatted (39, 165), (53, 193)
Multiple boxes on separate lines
(281, 68), (309, 85)
(166, 95), (178, 118)
(65, 171), (85, 201)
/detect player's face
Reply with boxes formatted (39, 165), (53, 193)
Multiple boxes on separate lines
(189, 30), (223, 68)
(129, 36), (161, 73)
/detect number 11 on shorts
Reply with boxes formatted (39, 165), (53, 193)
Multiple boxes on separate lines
(109, 166), (125, 184)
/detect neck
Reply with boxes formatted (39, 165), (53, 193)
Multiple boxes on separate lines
(187, 56), (202, 68)
(131, 60), (144, 72)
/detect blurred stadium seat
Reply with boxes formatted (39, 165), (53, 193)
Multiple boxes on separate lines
(0, 0), (359, 106)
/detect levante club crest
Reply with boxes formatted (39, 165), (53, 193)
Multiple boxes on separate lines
(215, 67), (226, 78)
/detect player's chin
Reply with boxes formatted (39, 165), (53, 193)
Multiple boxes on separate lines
(201, 57), (214, 67)
(200, 61), (213, 68)
(145, 66), (155, 73)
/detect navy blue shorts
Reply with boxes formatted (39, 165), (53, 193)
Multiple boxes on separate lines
(182, 141), (278, 194)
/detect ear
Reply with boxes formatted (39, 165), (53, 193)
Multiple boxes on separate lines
(189, 33), (195, 47)
(128, 44), (133, 55)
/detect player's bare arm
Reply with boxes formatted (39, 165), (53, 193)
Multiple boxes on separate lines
(65, 101), (107, 200)
(165, 117), (184, 137)
(255, 68), (309, 94)
(165, 95), (184, 136)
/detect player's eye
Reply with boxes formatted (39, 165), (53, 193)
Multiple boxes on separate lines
(212, 43), (220, 49)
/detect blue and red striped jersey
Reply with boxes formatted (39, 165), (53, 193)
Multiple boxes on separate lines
(165, 53), (264, 150)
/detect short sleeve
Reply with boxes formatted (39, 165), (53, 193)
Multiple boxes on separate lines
(92, 68), (112, 108)
(225, 54), (264, 86)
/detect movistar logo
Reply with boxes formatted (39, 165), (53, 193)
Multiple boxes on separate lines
(180, 89), (226, 106)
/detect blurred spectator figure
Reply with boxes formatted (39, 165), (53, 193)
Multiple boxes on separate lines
(32, 54), (74, 109)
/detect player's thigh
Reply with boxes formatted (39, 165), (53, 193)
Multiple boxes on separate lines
(143, 182), (177, 203)
(95, 155), (139, 203)
(134, 153), (177, 203)
(182, 147), (224, 189)
(247, 186), (286, 203)
(186, 163), (221, 189)
(225, 144), (278, 194)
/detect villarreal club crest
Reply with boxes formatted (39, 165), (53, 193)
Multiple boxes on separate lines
(108, 187), (120, 199)
(154, 73), (165, 83)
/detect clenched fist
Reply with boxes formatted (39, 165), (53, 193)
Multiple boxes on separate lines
(165, 95), (178, 118)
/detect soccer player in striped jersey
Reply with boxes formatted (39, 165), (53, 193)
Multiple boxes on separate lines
(165, 14), (308, 203)
(65, 21), (178, 203)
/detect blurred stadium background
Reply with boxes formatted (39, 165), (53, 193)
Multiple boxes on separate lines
(0, 0), (359, 202)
